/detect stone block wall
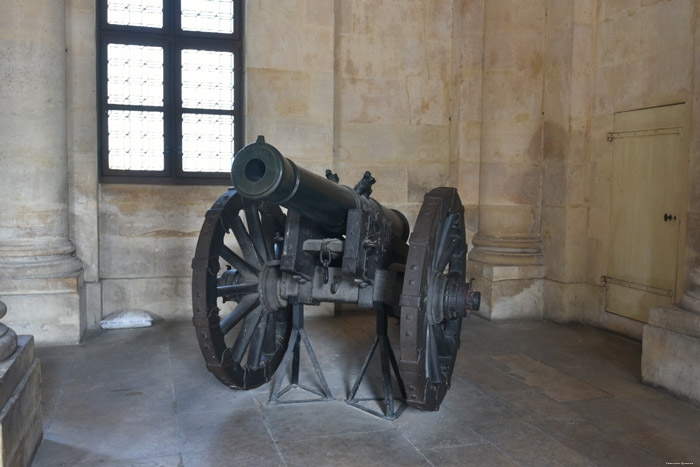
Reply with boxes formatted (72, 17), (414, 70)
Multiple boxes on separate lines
(69, 0), (467, 331)
(540, 0), (700, 339)
(2, 0), (699, 348)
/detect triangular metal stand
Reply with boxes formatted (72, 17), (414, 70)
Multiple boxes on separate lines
(346, 308), (408, 420)
(268, 299), (334, 404)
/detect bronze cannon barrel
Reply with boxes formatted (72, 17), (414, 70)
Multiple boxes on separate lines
(231, 136), (409, 242)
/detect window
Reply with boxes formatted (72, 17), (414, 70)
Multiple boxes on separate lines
(97, 0), (243, 184)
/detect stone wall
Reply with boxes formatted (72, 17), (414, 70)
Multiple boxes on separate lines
(2, 0), (699, 344)
(541, 0), (699, 338)
(70, 0), (467, 332)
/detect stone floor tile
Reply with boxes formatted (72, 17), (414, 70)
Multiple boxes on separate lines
(261, 399), (394, 441)
(554, 362), (663, 404)
(172, 370), (258, 414)
(36, 345), (80, 427)
(453, 354), (533, 395)
(621, 427), (700, 463)
(440, 377), (519, 426)
(625, 392), (700, 433)
(66, 361), (174, 394)
(276, 429), (430, 467)
(176, 407), (280, 463)
(534, 417), (665, 466)
(421, 443), (518, 467)
(492, 387), (580, 422)
(395, 407), (485, 450)
(565, 397), (671, 434)
(490, 354), (610, 401)
(474, 420), (594, 466)
(37, 416), (181, 465)
(182, 450), (283, 467)
(51, 384), (176, 429)
(75, 455), (185, 467)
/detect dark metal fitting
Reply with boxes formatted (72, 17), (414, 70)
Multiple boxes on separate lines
(353, 171), (376, 198)
(465, 277), (480, 312)
(320, 249), (331, 284)
(443, 278), (468, 320)
(466, 290), (481, 312)
(325, 169), (339, 183)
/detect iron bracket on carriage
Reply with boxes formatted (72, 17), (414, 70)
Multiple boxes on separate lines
(191, 135), (480, 412)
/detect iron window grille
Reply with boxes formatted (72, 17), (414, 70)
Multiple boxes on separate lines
(97, 0), (243, 184)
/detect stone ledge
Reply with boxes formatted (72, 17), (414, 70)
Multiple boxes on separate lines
(0, 272), (83, 296)
(648, 304), (700, 339)
(468, 261), (545, 282)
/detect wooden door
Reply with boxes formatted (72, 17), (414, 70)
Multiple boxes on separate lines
(606, 104), (688, 322)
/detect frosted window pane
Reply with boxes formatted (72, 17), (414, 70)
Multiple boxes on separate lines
(181, 49), (234, 110)
(108, 110), (164, 170)
(108, 44), (163, 106)
(107, 0), (163, 28)
(182, 114), (233, 172)
(181, 0), (234, 34)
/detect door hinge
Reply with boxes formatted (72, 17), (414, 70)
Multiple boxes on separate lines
(607, 127), (681, 141)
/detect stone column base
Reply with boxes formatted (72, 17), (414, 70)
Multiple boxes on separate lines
(0, 241), (85, 345)
(0, 336), (42, 467)
(467, 237), (545, 321)
(642, 305), (700, 404)
(467, 261), (544, 320)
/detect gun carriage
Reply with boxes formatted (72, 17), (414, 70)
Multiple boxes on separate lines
(192, 136), (480, 411)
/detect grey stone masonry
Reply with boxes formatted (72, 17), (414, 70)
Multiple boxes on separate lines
(0, 335), (43, 466)
(642, 266), (700, 404)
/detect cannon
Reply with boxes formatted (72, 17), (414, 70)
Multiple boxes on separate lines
(192, 136), (480, 411)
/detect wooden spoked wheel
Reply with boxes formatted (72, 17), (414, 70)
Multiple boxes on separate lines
(192, 189), (291, 389)
(399, 187), (467, 411)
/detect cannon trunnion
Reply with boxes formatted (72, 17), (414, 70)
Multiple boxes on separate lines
(192, 136), (480, 411)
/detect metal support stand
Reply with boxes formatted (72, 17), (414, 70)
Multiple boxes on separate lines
(346, 308), (408, 420)
(268, 299), (333, 404)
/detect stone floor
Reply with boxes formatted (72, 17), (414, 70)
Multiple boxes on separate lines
(32, 313), (700, 466)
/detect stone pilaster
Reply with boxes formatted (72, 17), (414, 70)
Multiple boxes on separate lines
(642, 267), (700, 404)
(467, 0), (546, 320)
(0, 0), (85, 344)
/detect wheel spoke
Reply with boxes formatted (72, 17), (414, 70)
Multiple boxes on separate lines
(244, 204), (270, 262)
(260, 210), (277, 261)
(432, 214), (454, 270)
(246, 313), (269, 368)
(230, 305), (264, 362)
(427, 325), (442, 383)
(262, 312), (276, 355)
(217, 282), (259, 296)
(435, 235), (460, 274)
(220, 294), (259, 335)
(220, 245), (259, 279)
(231, 215), (262, 268)
(432, 324), (451, 356)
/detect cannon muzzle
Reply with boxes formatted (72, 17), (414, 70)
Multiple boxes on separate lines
(231, 136), (408, 242)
